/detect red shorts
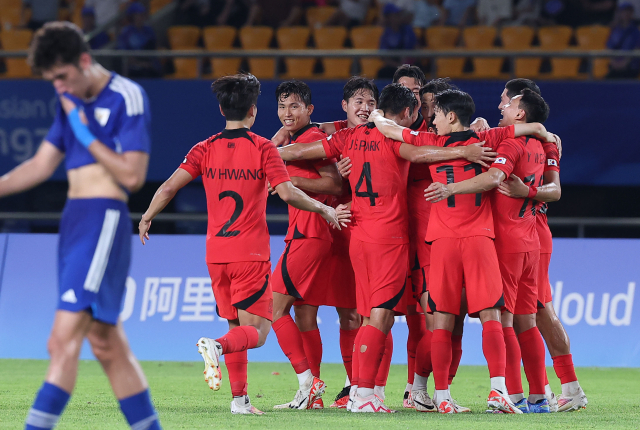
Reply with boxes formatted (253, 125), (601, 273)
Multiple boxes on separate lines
(349, 238), (409, 318)
(208, 261), (273, 321)
(411, 263), (430, 302)
(498, 250), (540, 315)
(312, 226), (357, 308)
(272, 238), (332, 303)
(537, 252), (552, 308)
(428, 236), (504, 317)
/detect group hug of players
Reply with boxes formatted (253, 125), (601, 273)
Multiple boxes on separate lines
(140, 65), (589, 415)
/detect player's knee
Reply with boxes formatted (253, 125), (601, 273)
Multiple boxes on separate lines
(47, 332), (80, 361)
(337, 309), (360, 330)
(255, 325), (270, 348)
(88, 331), (121, 364)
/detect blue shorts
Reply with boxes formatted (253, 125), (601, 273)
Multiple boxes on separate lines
(58, 198), (131, 325)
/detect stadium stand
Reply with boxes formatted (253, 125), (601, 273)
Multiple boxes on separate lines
(167, 25), (201, 79)
(313, 26), (351, 79)
(501, 25), (539, 78)
(276, 26), (314, 79)
(203, 25), (240, 78)
(0, 28), (32, 78)
(538, 25), (579, 79)
(425, 26), (464, 78)
(463, 25), (504, 79)
(306, 6), (337, 28)
(350, 25), (384, 78)
(576, 24), (611, 78)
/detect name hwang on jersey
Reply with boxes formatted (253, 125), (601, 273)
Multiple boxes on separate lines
(204, 167), (264, 180)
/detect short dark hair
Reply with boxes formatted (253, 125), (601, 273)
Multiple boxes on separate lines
(378, 83), (417, 115)
(505, 78), (541, 99)
(211, 73), (261, 121)
(28, 21), (90, 73)
(434, 89), (475, 127)
(517, 88), (550, 124)
(392, 64), (427, 87)
(343, 76), (379, 102)
(276, 80), (312, 106)
(420, 78), (456, 97)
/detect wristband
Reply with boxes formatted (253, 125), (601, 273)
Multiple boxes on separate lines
(527, 187), (538, 199)
(68, 108), (96, 148)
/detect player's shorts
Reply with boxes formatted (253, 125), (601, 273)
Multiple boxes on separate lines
(428, 236), (504, 317)
(208, 261), (273, 321)
(498, 250), (540, 315)
(537, 252), (552, 308)
(411, 259), (430, 303)
(349, 238), (409, 318)
(57, 198), (132, 325)
(304, 226), (356, 308)
(272, 238), (332, 303)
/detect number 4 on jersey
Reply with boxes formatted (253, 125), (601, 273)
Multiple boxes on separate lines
(355, 162), (379, 206)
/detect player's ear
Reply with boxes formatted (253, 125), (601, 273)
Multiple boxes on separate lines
(218, 105), (226, 117)
(307, 103), (314, 116)
(515, 108), (526, 122)
(341, 99), (348, 113)
(78, 52), (92, 72)
(447, 111), (456, 125)
(248, 105), (257, 119)
(403, 106), (411, 120)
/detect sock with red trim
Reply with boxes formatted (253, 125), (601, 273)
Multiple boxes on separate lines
(482, 320), (506, 378)
(351, 328), (364, 387)
(224, 351), (248, 397)
(448, 334), (463, 385)
(406, 313), (426, 385)
(357, 325), (387, 390)
(518, 326), (546, 397)
(215, 326), (259, 354)
(415, 329), (433, 377)
(272, 315), (310, 375)
(431, 329), (452, 391)
(553, 354), (582, 396)
(339, 328), (359, 382)
(300, 329), (322, 378)
(374, 331), (393, 387)
(503, 326), (524, 401)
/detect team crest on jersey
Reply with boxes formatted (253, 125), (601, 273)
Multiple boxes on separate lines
(94, 107), (111, 126)
(548, 159), (558, 166)
(495, 157), (507, 164)
(410, 130), (419, 136)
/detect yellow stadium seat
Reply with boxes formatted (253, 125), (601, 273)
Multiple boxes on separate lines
(0, 6), (23, 31)
(413, 27), (423, 45)
(168, 57), (201, 79)
(426, 26), (464, 78)
(314, 26), (351, 79)
(501, 26), (539, 78)
(306, 6), (337, 28)
(150, 0), (174, 15)
(576, 25), (610, 78)
(538, 25), (578, 78)
(167, 26), (201, 49)
(240, 26), (274, 79)
(203, 26), (240, 78)
(364, 7), (378, 25)
(350, 26), (384, 78)
(0, 29), (33, 78)
(277, 26), (314, 79)
(463, 26), (503, 78)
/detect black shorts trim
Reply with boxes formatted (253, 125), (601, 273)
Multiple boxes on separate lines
(375, 276), (406, 310)
(281, 241), (303, 299)
(234, 274), (269, 310)
(428, 292), (437, 313)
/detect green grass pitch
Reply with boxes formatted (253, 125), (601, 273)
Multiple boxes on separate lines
(1, 359), (639, 429)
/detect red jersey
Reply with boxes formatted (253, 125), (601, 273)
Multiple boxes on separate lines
(490, 135), (546, 254)
(284, 124), (335, 242)
(334, 119), (349, 131)
(180, 128), (290, 263)
(402, 126), (515, 242)
(322, 123), (410, 245)
(536, 141), (561, 254)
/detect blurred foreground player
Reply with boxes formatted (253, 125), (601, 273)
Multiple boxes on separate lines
(0, 22), (161, 430)
(138, 73), (344, 415)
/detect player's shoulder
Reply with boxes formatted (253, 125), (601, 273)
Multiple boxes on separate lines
(443, 129), (479, 146)
(105, 73), (147, 117)
(293, 123), (326, 143)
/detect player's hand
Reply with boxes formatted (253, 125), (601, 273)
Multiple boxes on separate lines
(463, 141), (497, 168)
(470, 117), (490, 132)
(271, 126), (289, 147)
(337, 156), (352, 178)
(335, 203), (351, 228)
(368, 109), (383, 124)
(497, 174), (529, 198)
(139, 217), (152, 245)
(424, 182), (452, 203)
(268, 181), (280, 195)
(60, 94), (89, 125)
(321, 205), (341, 230)
(548, 132), (562, 159)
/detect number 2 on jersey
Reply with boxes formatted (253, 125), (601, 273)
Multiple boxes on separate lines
(216, 190), (244, 237)
(355, 162), (379, 206)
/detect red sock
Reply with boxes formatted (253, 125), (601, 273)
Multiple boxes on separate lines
(482, 321), (506, 378)
(503, 326), (523, 395)
(544, 369), (549, 386)
(215, 326), (259, 354)
(448, 334), (463, 385)
(357, 325), (387, 389)
(272, 315), (310, 374)
(224, 351), (248, 397)
(300, 329), (323, 378)
(431, 329), (452, 391)
(339, 328), (359, 382)
(351, 327), (364, 386)
(518, 326), (546, 395)
(415, 329), (433, 377)
(552, 354), (578, 384)
(406, 313), (426, 384)
(375, 331), (393, 386)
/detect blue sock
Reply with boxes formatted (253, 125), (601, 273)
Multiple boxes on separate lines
(119, 389), (161, 430)
(25, 382), (70, 430)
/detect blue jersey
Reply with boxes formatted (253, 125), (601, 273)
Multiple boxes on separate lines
(45, 73), (151, 171)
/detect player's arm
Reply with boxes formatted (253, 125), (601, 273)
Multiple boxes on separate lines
(425, 167), (506, 203)
(275, 181), (345, 229)
(369, 109), (405, 142)
(398, 141), (496, 167)
(290, 164), (343, 196)
(497, 170), (561, 202)
(138, 168), (193, 244)
(60, 95), (149, 192)
(512, 123), (558, 144)
(0, 141), (64, 198)
(278, 140), (328, 161)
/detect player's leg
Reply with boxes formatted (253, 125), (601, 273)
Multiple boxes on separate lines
(431, 311), (456, 413)
(412, 292), (436, 412)
(331, 307), (360, 408)
(449, 296), (466, 388)
(25, 310), (92, 430)
(373, 330), (393, 400)
(294, 304), (322, 379)
(87, 320), (162, 427)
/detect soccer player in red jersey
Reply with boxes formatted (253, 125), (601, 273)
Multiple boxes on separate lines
(267, 80), (353, 410)
(138, 73), (343, 415)
(278, 84), (495, 412)
(497, 79), (587, 412)
(371, 89), (556, 414)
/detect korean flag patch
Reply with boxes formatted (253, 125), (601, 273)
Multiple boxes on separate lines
(548, 159), (558, 167)
(495, 157), (507, 164)
(410, 130), (419, 136)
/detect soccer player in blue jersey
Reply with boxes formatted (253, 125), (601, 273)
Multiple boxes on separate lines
(0, 22), (161, 430)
